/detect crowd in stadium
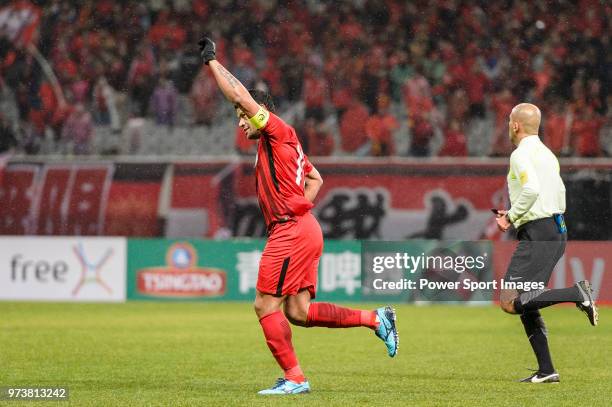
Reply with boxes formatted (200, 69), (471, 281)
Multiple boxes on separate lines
(0, 0), (610, 157)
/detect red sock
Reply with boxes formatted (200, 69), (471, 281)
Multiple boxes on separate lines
(259, 311), (305, 383)
(306, 303), (378, 329)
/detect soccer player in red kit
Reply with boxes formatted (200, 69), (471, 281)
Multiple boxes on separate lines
(200, 37), (398, 395)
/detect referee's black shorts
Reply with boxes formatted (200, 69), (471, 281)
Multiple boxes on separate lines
(504, 217), (567, 290)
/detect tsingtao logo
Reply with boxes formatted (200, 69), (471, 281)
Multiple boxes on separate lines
(136, 242), (226, 297)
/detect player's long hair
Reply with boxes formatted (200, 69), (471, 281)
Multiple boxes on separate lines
(248, 89), (276, 112)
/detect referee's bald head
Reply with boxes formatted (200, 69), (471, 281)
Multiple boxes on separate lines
(510, 103), (541, 135)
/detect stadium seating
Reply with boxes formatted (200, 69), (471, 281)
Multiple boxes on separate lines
(0, 1), (609, 157)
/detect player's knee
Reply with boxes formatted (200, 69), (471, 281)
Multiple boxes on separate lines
(254, 291), (285, 319)
(499, 289), (519, 314)
(285, 305), (308, 326)
(500, 299), (517, 314)
(285, 313), (306, 326)
(253, 299), (263, 317)
(253, 297), (273, 318)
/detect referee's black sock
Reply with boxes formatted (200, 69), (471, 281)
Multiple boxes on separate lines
(520, 310), (555, 374)
(513, 286), (583, 313)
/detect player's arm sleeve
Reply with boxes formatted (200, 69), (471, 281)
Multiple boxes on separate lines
(253, 111), (290, 143)
(507, 151), (541, 223)
(304, 155), (313, 175)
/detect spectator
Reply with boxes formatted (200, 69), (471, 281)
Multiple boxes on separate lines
(302, 68), (327, 122)
(150, 77), (178, 126)
(301, 118), (334, 156)
(190, 69), (219, 126)
(360, 46), (388, 113)
(339, 99), (370, 155)
(389, 51), (413, 102)
(62, 103), (94, 155)
(403, 64), (434, 119)
(490, 88), (516, 156)
(409, 114), (434, 157)
(127, 43), (156, 117)
(465, 63), (488, 118)
(50, 101), (74, 142)
(331, 80), (353, 118)
(70, 73), (89, 104)
(446, 88), (469, 125)
(423, 49), (446, 93)
(232, 37), (257, 89)
(0, 81), (19, 144)
(0, 113), (17, 153)
(260, 57), (283, 100)
(543, 99), (570, 156)
(439, 120), (467, 157)
(38, 80), (59, 133)
(534, 59), (554, 99)
(366, 95), (399, 156)
(571, 106), (605, 157)
(92, 76), (120, 131)
(478, 43), (506, 83)
(148, 12), (186, 51)
(123, 113), (146, 154)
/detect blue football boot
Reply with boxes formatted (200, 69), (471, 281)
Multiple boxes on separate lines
(258, 378), (311, 395)
(375, 306), (399, 357)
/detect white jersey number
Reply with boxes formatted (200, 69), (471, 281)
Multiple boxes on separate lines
(295, 144), (305, 186)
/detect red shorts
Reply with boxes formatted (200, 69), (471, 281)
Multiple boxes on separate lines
(257, 212), (323, 298)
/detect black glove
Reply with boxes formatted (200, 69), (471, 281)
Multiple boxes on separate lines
(198, 36), (216, 65)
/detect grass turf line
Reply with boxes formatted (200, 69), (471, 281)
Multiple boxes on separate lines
(0, 302), (609, 406)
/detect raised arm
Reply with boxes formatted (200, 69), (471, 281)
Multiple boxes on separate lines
(304, 165), (323, 203)
(199, 37), (260, 118)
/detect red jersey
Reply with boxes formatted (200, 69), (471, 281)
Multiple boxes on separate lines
(255, 113), (314, 229)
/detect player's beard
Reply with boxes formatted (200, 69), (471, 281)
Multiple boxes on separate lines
(247, 130), (261, 140)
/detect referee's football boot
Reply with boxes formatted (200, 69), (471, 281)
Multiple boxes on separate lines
(258, 378), (310, 395)
(519, 371), (560, 384)
(375, 306), (399, 357)
(575, 280), (598, 326)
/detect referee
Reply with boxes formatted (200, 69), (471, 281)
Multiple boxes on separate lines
(495, 103), (598, 384)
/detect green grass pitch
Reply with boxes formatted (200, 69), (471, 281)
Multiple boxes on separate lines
(0, 302), (610, 406)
